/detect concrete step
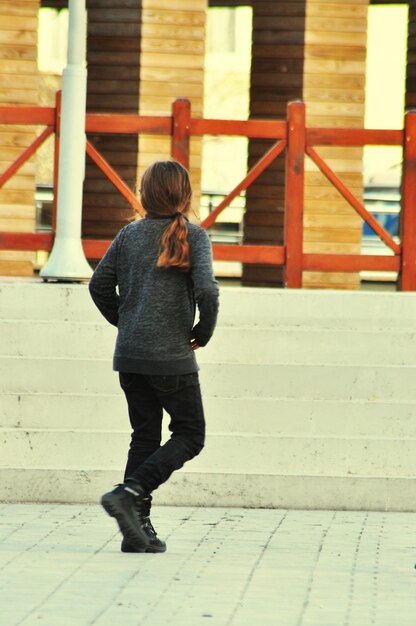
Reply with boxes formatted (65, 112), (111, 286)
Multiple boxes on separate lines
(0, 467), (413, 510)
(2, 281), (416, 510)
(1, 356), (416, 402)
(2, 282), (416, 330)
(1, 428), (416, 478)
(2, 319), (416, 365)
(2, 393), (416, 438)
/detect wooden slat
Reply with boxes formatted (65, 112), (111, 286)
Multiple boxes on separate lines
(304, 88), (365, 103)
(304, 242), (361, 254)
(308, 4), (368, 18)
(0, 259), (34, 276)
(252, 31), (306, 46)
(140, 51), (205, 70)
(244, 211), (284, 227)
(86, 65), (139, 81)
(0, 3), (40, 17)
(140, 38), (205, 55)
(307, 128), (403, 146)
(142, 23), (205, 40)
(243, 198), (282, 212)
(0, 16), (37, 31)
(0, 30), (37, 46)
(0, 46), (36, 61)
(88, 51), (141, 66)
(142, 9), (205, 26)
(305, 45), (366, 60)
(303, 228), (362, 243)
(303, 254), (400, 272)
(85, 0), (140, 7)
(87, 80), (143, 95)
(305, 59), (366, 74)
(0, 106), (55, 126)
(0, 59), (37, 74)
(86, 9), (142, 23)
(304, 213), (362, 228)
(88, 22), (141, 37)
(190, 118), (286, 139)
(212, 243), (285, 266)
(0, 232), (52, 251)
(143, 0), (207, 9)
(141, 66), (203, 83)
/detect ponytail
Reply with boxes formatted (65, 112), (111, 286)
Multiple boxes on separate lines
(157, 214), (190, 271)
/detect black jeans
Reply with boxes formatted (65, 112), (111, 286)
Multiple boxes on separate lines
(119, 371), (205, 494)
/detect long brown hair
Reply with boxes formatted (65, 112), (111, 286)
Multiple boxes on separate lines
(140, 160), (192, 271)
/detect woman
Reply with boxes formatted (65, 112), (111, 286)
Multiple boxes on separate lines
(89, 160), (219, 553)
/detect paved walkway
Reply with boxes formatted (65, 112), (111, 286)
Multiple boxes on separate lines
(0, 504), (415, 626)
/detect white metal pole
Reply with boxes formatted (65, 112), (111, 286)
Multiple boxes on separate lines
(40, 0), (92, 281)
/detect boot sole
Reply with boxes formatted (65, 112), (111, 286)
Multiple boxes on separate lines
(101, 495), (150, 550)
(122, 543), (167, 554)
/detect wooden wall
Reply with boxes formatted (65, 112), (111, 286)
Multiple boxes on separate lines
(137, 0), (207, 219)
(243, 0), (306, 286)
(302, 0), (368, 289)
(240, 0), (368, 288)
(82, 0), (142, 239)
(0, 0), (39, 276)
(406, 1), (416, 110)
(82, 0), (207, 239)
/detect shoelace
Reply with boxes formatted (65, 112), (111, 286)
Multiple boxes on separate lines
(143, 518), (158, 537)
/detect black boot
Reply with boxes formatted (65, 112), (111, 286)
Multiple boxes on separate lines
(121, 494), (167, 553)
(101, 483), (152, 551)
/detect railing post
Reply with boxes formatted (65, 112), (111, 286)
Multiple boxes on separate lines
(400, 110), (416, 291)
(171, 98), (191, 170)
(284, 100), (305, 288)
(52, 90), (61, 234)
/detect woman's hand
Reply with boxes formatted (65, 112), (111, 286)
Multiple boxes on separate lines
(190, 338), (200, 351)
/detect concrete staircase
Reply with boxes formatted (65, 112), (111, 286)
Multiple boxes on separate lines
(1, 281), (416, 510)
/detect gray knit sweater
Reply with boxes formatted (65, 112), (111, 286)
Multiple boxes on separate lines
(89, 217), (219, 375)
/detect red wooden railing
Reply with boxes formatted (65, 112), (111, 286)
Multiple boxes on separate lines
(0, 94), (415, 289)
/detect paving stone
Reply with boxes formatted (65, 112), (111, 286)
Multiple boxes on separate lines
(0, 505), (416, 625)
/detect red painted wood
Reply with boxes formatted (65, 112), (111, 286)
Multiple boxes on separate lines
(86, 113), (171, 135)
(201, 139), (286, 229)
(1, 98), (413, 288)
(306, 145), (401, 255)
(284, 101), (305, 288)
(85, 140), (143, 216)
(307, 128), (403, 147)
(191, 118), (287, 139)
(171, 99), (191, 170)
(0, 126), (54, 188)
(400, 111), (416, 290)
(0, 106), (55, 125)
(82, 239), (111, 258)
(81, 240), (286, 264)
(0, 232), (53, 251)
(303, 254), (400, 272)
(212, 243), (285, 265)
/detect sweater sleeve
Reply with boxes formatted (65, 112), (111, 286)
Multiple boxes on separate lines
(190, 228), (219, 347)
(88, 229), (124, 326)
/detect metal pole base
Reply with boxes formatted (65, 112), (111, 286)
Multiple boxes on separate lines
(40, 237), (93, 282)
